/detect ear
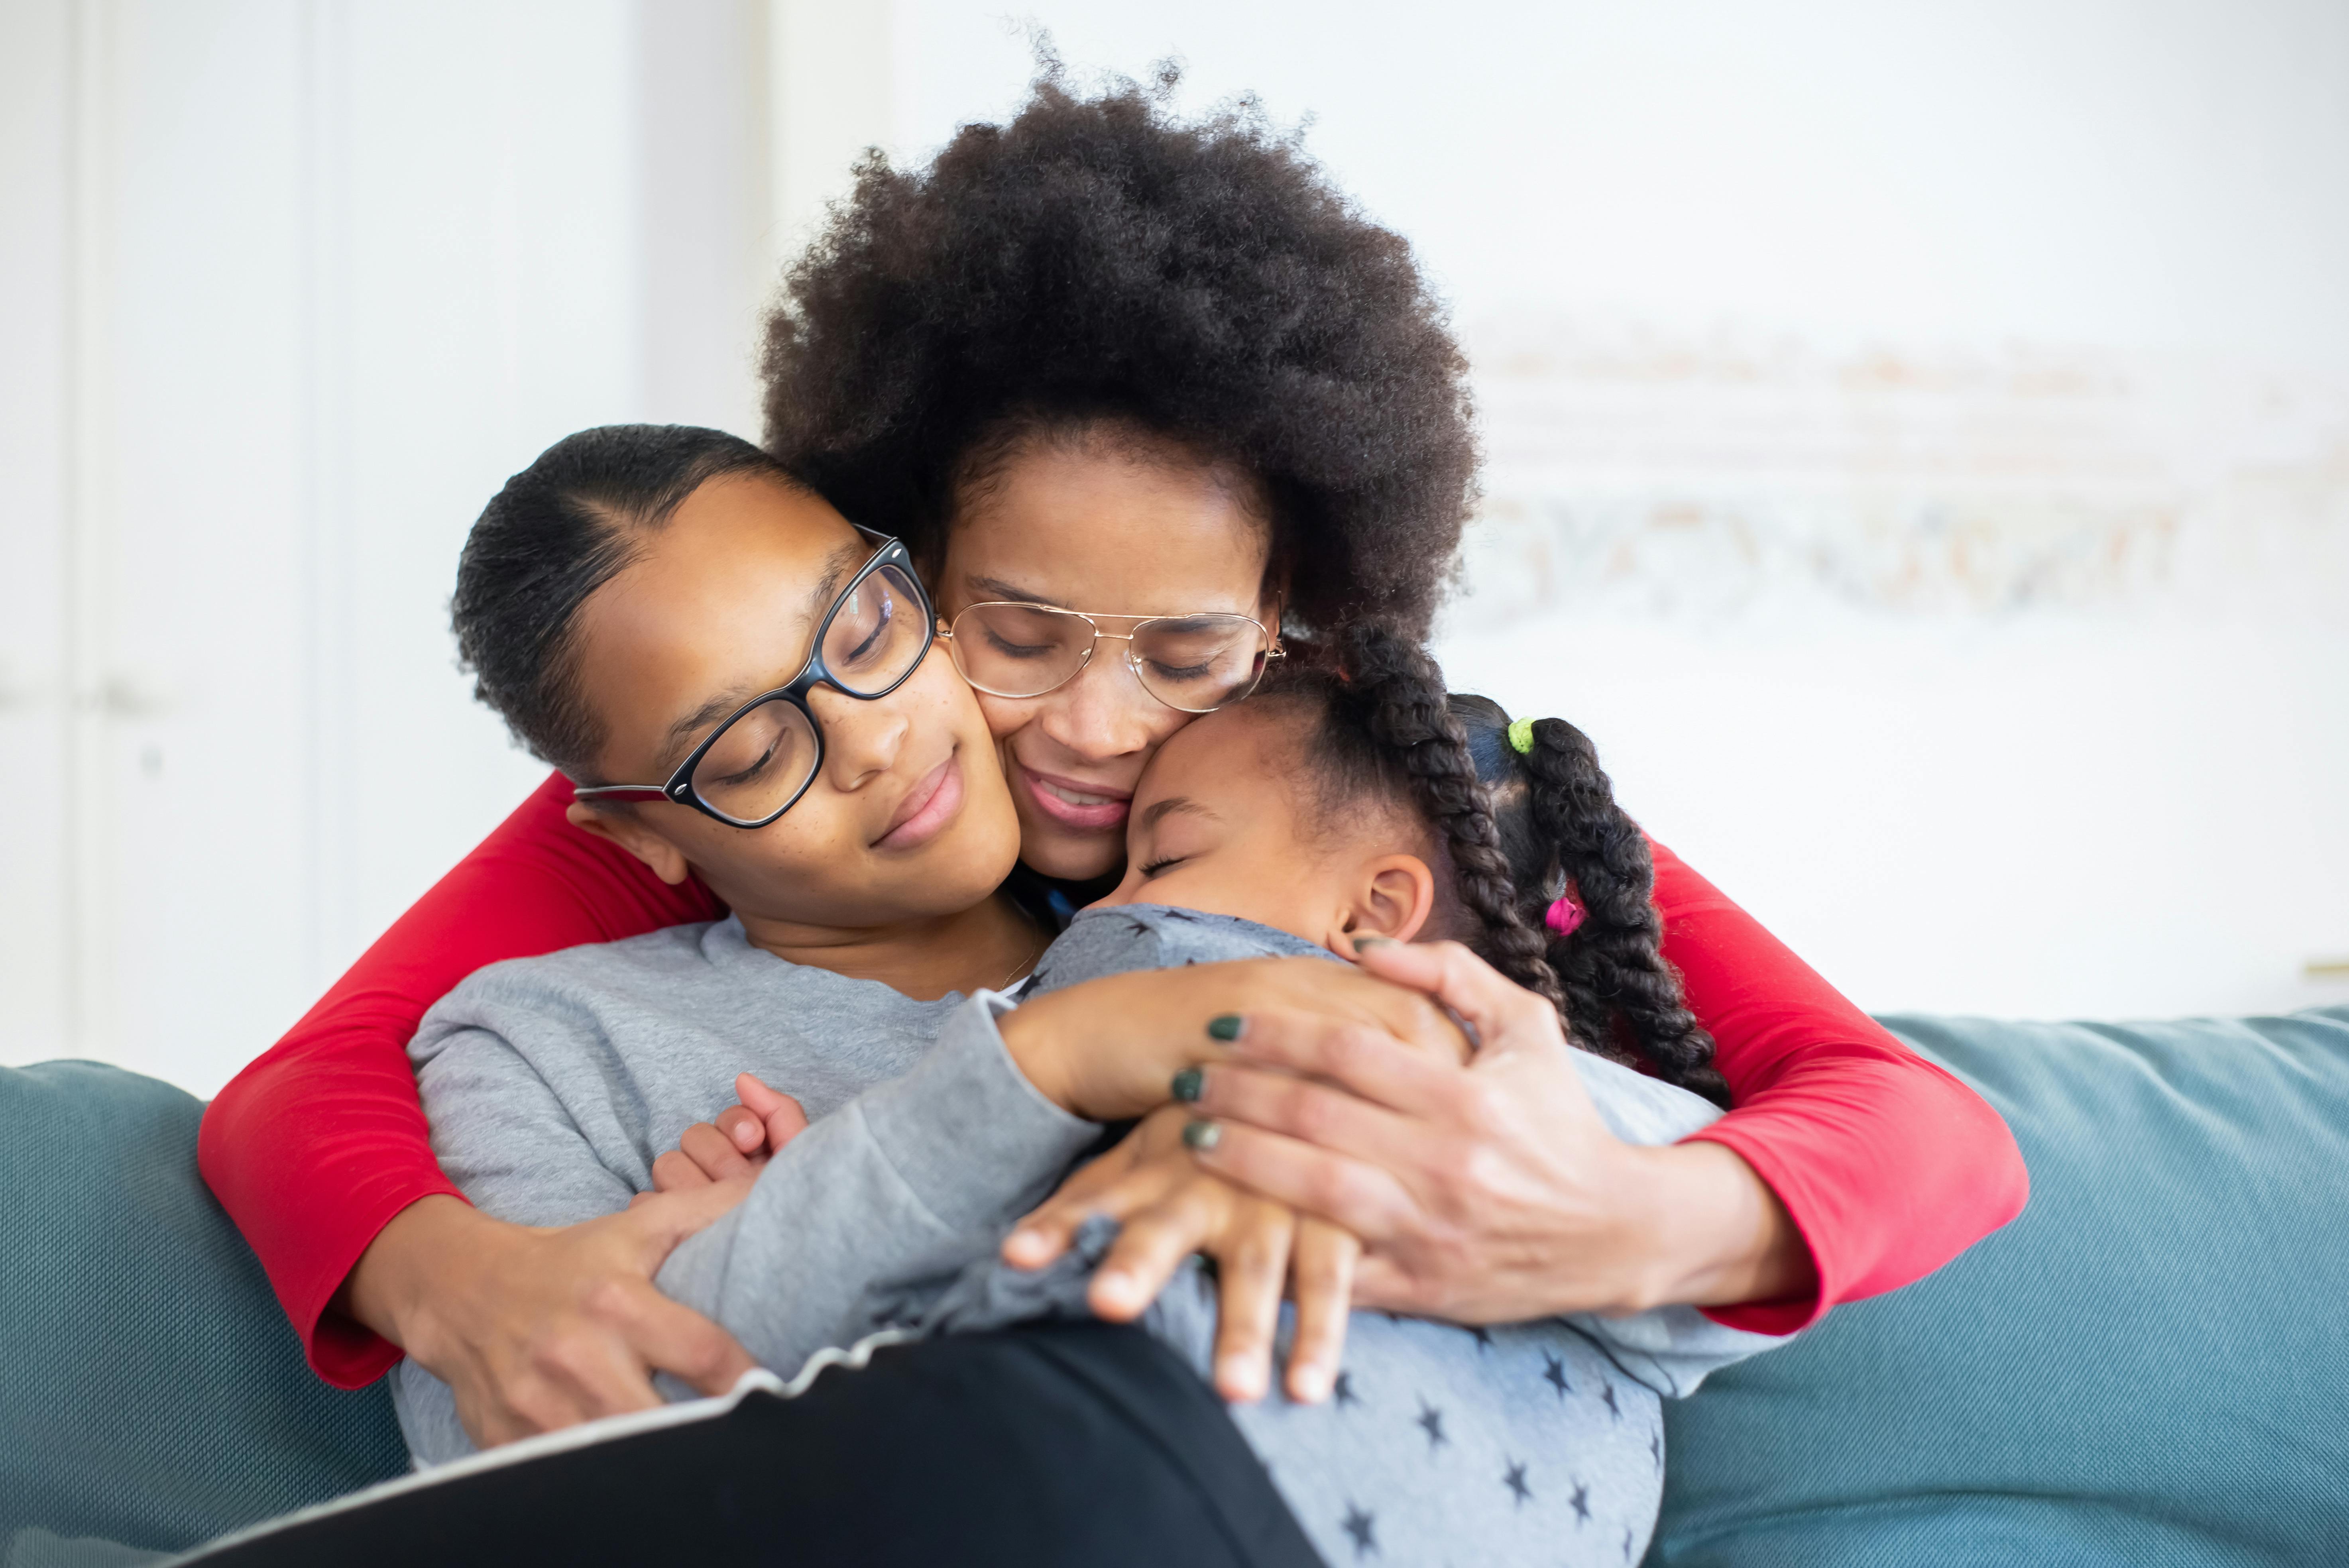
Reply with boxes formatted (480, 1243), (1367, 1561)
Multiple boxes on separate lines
(1324, 853), (1438, 952)
(566, 800), (695, 887)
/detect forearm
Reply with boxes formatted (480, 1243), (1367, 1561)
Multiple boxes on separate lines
(659, 995), (1099, 1373)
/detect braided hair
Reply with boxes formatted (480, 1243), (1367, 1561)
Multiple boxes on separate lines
(1269, 623), (1728, 1106)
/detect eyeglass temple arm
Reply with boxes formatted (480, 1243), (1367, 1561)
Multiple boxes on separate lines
(572, 784), (673, 802)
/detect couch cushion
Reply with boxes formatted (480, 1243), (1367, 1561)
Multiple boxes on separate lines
(0, 1061), (407, 1558)
(1650, 1006), (2349, 1567)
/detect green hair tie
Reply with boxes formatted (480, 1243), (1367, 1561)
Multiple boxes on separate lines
(1506, 716), (1537, 755)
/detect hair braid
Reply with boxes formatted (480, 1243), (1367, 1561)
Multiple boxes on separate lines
(1334, 625), (1564, 1010)
(1518, 719), (1728, 1105)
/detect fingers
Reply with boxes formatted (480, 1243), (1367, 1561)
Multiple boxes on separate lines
(1351, 939), (1562, 1059)
(1003, 1153), (1183, 1271)
(1205, 1200), (1294, 1403)
(1225, 1008), (1469, 1116)
(1185, 1118), (1421, 1245)
(592, 1277), (757, 1398)
(615, 1176), (757, 1267)
(683, 1121), (761, 1183)
(648, 1150), (711, 1194)
(735, 1075), (810, 1152)
(713, 1104), (767, 1157)
(1285, 1219), (1359, 1403)
(1191, 1059), (1424, 1171)
(1085, 1180), (1229, 1323)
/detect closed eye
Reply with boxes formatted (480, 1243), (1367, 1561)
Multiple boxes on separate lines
(1137, 857), (1184, 880)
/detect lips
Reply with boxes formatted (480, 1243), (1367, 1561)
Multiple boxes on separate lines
(1015, 758), (1132, 833)
(875, 754), (965, 851)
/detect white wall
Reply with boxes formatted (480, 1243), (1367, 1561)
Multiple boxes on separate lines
(883, 0), (2349, 1022)
(0, 0), (775, 1093)
(3, 1), (2344, 1096)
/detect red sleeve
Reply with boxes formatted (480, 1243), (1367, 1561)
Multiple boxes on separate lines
(197, 772), (723, 1388)
(1650, 839), (2028, 1336)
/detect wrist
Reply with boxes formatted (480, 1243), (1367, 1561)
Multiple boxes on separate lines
(995, 995), (1076, 1112)
(337, 1193), (493, 1358)
(1614, 1140), (1813, 1313)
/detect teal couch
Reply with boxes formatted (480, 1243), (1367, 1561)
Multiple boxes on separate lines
(4, 1008), (2346, 1565)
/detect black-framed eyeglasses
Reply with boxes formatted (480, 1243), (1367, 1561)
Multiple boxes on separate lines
(940, 601), (1283, 714)
(572, 529), (935, 829)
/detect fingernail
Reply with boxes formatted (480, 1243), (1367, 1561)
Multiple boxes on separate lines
(1207, 1014), (1245, 1041)
(1182, 1119), (1223, 1152)
(1292, 1364), (1332, 1403)
(1219, 1357), (1264, 1402)
(1352, 935), (1395, 952)
(1170, 1066), (1205, 1102)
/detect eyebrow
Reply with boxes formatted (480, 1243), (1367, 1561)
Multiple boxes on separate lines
(1136, 795), (1220, 835)
(652, 538), (869, 769)
(965, 574), (1071, 610)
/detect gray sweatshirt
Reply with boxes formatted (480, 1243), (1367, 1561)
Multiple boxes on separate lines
(396, 907), (1782, 1566)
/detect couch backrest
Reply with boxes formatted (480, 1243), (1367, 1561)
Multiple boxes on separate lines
(1650, 1006), (2349, 1568)
(0, 1061), (408, 1558)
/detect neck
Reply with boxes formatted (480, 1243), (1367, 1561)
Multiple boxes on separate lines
(732, 892), (1044, 1001)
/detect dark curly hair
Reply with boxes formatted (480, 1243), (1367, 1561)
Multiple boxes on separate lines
(1265, 623), (1728, 1105)
(759, 65), (1476, 640)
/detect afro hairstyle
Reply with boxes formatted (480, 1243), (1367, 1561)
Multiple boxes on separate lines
(759, 65), (1478, 641)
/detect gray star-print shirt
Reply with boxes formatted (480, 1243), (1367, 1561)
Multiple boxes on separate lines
(395, 905), (1787, 1565)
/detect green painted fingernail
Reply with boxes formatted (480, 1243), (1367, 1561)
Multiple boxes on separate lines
(1352, 935), (1394, 952)
(1182, 1119), (1223, 1152)
(1207, 1014), (1245, 1041)
(1170, 1066), (1205, 1102)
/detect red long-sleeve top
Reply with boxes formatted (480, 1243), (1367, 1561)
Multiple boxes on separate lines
(199, 770), (2026, 1387)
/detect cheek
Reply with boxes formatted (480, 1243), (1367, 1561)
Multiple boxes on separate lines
(972, 688), (1035, 741)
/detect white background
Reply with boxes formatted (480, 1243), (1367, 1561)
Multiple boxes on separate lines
(4, 0), (2345, 1096)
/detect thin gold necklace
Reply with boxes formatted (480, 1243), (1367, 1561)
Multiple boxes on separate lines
(997, 926), (1048, 992)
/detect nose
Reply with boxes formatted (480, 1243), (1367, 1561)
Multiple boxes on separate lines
(808, 684), (908, 793)
(1035, 647), (1176, 763)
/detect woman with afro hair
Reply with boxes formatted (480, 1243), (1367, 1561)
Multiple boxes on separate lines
(199, 69), (2023, 1547)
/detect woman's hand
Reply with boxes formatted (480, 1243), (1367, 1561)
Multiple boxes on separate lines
(646, 1074), (810, 1193)
(1179, 940), (1817, 1322)
(996, 957), (1470, 1123)
(1003, 1106), (1360, 1405)
(339, 1186), (761, 1447)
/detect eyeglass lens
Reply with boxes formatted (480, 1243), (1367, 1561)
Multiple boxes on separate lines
(951, 604), (1270, 713)
(689, 562), (928, 823)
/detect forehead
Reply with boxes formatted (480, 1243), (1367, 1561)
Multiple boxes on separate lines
(570, 475), (865, 745)
(1137, 703), (1294, 808)
(947, 438), (1271, 615)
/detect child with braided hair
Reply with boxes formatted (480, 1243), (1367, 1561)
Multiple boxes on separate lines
(920, 621), (1786, 1563)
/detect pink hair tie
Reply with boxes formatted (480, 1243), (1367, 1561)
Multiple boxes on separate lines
(1544, 894), (1584, 939)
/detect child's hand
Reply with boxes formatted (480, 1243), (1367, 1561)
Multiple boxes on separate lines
(1002, 1106), (1360, 1406)
(647, 1074), (810, 1193)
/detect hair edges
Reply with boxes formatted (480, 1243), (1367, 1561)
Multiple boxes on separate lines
(1521, 718), (1728, 1108)
(1333, 625), (1564, 1010)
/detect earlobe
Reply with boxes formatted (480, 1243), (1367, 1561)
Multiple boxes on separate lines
(565, 800), (695, 886)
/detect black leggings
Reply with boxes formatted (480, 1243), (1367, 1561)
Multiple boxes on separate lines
(189, 1322), (1323, 1568)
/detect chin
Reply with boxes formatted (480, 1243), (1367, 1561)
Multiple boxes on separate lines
(1018, 815), (1126, 883)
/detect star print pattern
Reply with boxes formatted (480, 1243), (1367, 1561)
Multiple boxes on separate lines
(1415, 1399), (1449, 1450)
(1341, 1503), (1378, 1558)
(1220, 1313), (1710, 1568)
(1010, 903), (1786, 1568)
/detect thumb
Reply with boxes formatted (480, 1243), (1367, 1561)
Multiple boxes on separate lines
(1350, 939), (1559, 1060)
